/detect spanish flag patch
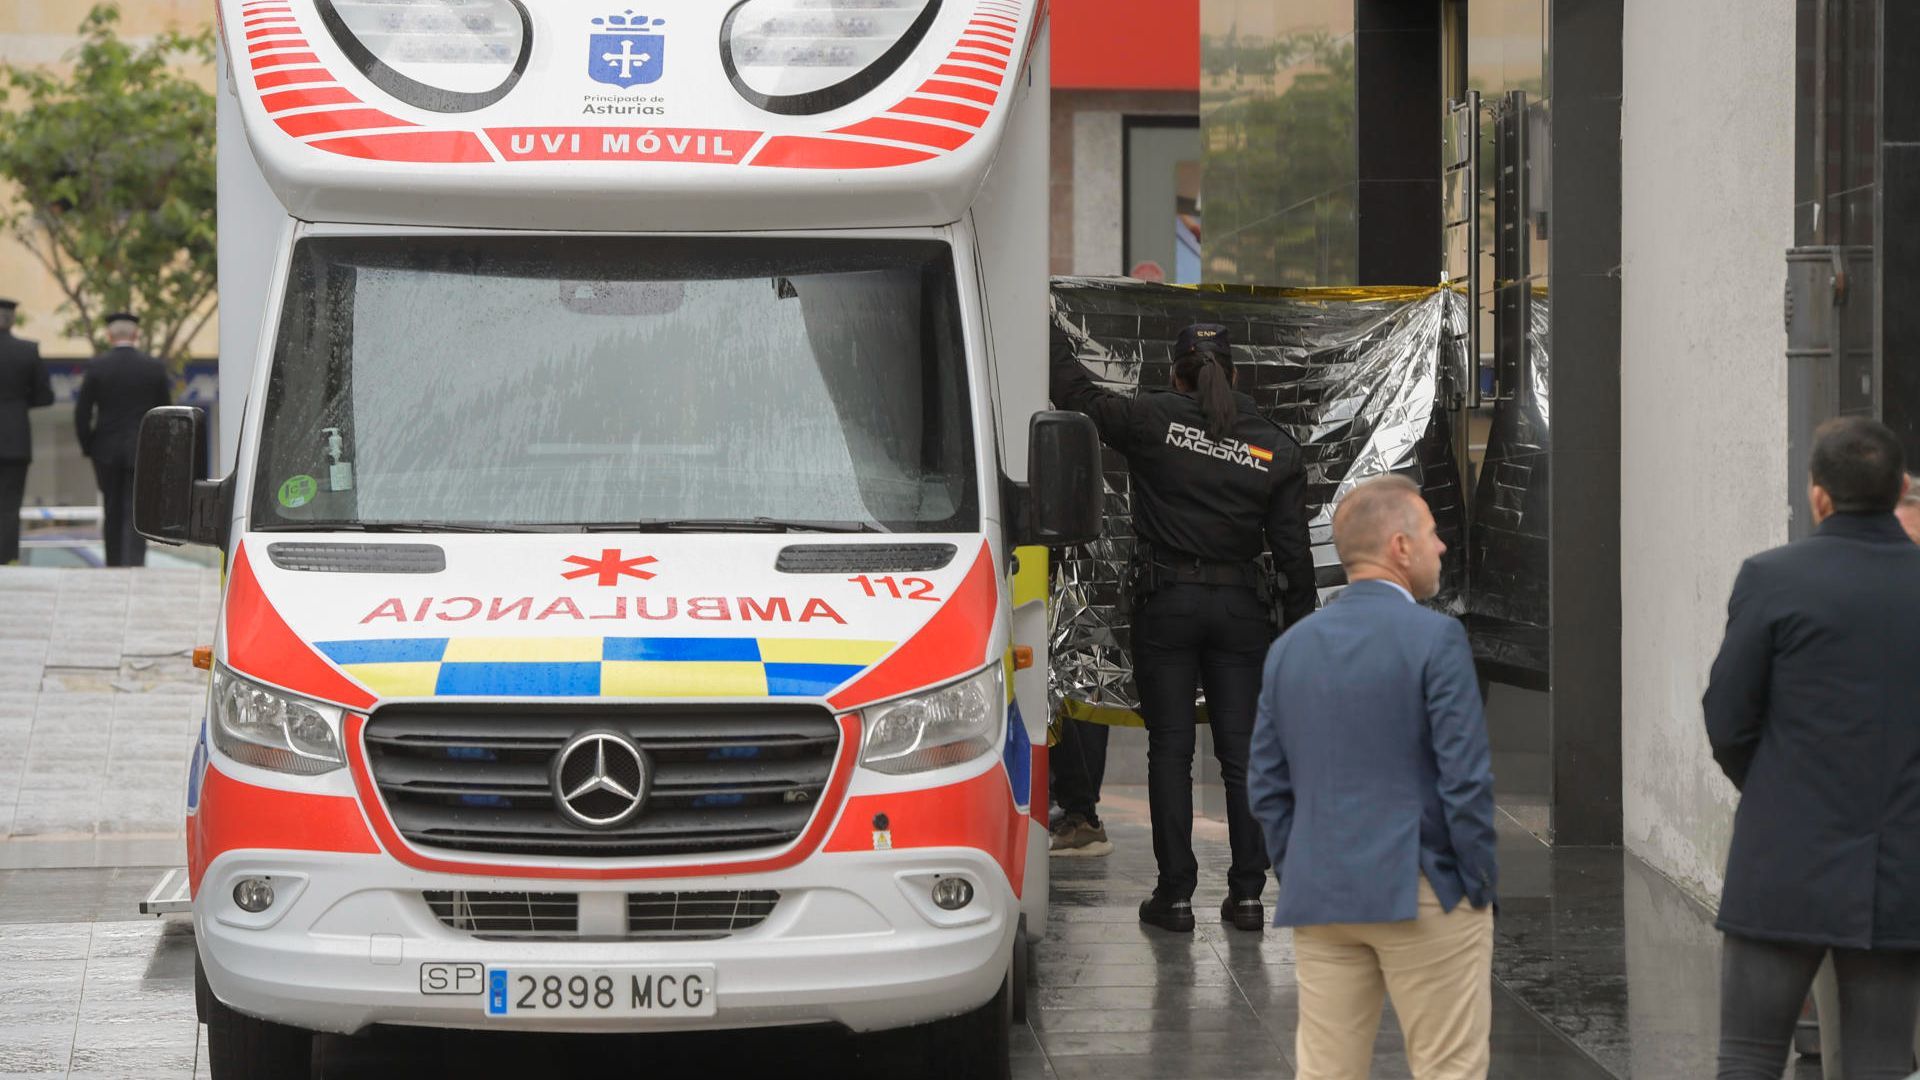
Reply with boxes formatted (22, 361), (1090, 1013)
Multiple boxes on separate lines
(1247, 445), (1274, 462)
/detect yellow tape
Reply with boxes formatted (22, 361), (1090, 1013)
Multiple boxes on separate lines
(1062, 699), (1146, 729)
(1060, 699), (1219, 728)
(1176, 284), (1443, 303)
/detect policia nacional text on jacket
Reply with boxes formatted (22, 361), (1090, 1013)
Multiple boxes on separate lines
(1048, 322), (1316, 932)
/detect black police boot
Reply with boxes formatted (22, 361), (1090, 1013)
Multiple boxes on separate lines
(1138, 894), (1195, 933)
(1221, 895), (1265, 932)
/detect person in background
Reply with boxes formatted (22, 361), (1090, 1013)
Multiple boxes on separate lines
(1050, 321), (1315, 932)
(1897, 474), (1920, 545)
(1803, 467), (1920, 1080)
(1249, 475), (1497, 1080)
(1049, 714), (1113, 856)
(0, 299), (54, 566)
(1705, 417), (1920, 1080)
(75, 312), (171, 568)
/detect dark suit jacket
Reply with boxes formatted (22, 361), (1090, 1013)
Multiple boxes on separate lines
(0, 332), (53, 463)
(1249, 580), (1499, 927)
(1704, 511), (1920, 949)
(75, 346), (171, 467)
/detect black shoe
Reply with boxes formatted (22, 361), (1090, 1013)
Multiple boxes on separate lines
(1221, 896), (1265, 932)
(1138, 894), (1195, 933)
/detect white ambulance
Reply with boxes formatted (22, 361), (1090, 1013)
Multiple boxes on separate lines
(135, 1), (1097, 1075)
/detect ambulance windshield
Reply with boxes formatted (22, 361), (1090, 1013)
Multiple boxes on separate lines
(252, 235), (978, 533)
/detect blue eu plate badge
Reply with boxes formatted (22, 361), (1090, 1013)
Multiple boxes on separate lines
(590, 10), (665, 88)
(487, 969), (509, 1016)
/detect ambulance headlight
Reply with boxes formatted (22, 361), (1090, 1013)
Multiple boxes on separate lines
(721, 0), (946, 115)
(861, 664), (1003, 775)
(211, 664), (346, 776)
(317, 0), (532, 113)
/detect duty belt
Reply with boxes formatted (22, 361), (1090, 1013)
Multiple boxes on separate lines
(1155, 556), (1261, 590)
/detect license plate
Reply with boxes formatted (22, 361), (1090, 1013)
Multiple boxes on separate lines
(483, 966), (717, 1017)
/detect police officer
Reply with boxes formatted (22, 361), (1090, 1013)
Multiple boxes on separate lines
(1050, 321), (1316, 933)
(0, 299), (54, 565)
(76, 312), (172, 567)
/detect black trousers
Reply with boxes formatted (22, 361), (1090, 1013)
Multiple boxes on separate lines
(1051, 715), (1109, 824)
(0, 461), (25, 565)
(93, 460), (144, 567)
(1717, 933), (1920, 1080)
(1131, 582), (1274, 901)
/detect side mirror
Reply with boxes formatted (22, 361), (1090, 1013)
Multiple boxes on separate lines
(135, 406), (231, 549)
(1019, 411), (1104, 547)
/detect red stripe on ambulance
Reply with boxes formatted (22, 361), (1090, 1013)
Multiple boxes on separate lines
(225, 544), (377, 710)
(189, 765), (380, 892)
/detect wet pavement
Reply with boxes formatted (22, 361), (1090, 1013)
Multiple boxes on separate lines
(0, 817), (1623, 1080)
(0, 567), (1827, 1078)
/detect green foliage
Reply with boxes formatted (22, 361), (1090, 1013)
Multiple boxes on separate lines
(1201, 32), (1358, 286)
(0, 3), (216, 363)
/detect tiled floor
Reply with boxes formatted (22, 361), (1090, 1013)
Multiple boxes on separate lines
(0, 568), (1829, 1078)
(0, 822), (1621, 1080)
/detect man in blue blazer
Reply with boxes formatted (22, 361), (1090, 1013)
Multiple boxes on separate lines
(1250, 475), (1499, 1080)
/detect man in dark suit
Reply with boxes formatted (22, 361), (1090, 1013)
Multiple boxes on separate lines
(1249, 475), (1498, 1079)
(75, 312), (171, 567)
(1705, 416), (1920, 1079)
(0, 299), (54, 565)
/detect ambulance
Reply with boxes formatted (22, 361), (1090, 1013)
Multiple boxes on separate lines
(134, 1), (1098, 1075)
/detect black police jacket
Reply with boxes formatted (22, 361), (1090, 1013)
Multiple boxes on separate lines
(1049, 330), (1317, 627)
(1704, 511), (1920, 949)
(76, 346), (172, 468)
(0, 333), (53, 463)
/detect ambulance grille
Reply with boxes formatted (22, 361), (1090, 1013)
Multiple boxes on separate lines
(424, 891), (577, 937)
(626, 890), (781, 937)
(363, 704), (841, 859)
(421, 890), (781, 941)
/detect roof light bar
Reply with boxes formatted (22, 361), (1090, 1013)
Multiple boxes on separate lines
(721, 0), (946, 116)
(316, 0), (532, 114)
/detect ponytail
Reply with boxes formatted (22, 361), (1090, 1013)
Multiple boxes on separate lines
(1176, 352), (1238, 440)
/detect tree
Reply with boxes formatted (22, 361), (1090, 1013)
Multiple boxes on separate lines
(0, 4), (216, 365)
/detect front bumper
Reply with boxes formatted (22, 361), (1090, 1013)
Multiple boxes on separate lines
(196, 847), (1015, 1036)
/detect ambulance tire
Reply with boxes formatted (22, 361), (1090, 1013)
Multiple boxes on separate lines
(1011, 920), (1031, 1023)
(925, 970), (1013, 1080)
(199, 959), (314, 1079)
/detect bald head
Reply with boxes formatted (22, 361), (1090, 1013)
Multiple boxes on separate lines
(1332, 475), (1446, 599)
(1333, 476), (1424, 565)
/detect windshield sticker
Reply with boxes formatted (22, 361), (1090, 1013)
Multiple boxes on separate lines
(278, 475), (318, 509)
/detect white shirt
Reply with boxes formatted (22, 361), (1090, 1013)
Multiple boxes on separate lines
(1361, 579), (1415, 604)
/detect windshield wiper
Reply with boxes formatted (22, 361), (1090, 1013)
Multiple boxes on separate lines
(254, 521), (551, 534)
(580, 517), (886, 534)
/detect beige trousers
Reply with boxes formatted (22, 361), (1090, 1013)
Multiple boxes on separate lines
(1293, 876), (1496, 1080)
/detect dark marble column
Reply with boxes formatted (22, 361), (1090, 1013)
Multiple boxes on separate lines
(1547, 0), (1624, 846)
(1881, 0), (1920, 463)
(1356, 0), (1442, 285)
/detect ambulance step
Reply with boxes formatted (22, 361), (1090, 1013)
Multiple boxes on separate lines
(140, 867), (192, 915)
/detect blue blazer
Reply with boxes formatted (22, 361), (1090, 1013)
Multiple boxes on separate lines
(1249, 580), (1499, 926)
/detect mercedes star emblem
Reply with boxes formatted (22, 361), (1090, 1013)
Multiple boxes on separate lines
(551, 729), (651, 829)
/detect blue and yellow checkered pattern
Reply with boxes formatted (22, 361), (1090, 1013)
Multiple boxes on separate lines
(313, 636), (894, 699)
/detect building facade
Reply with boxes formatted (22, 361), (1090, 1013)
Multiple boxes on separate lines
(1197, 0), (1920, 915)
